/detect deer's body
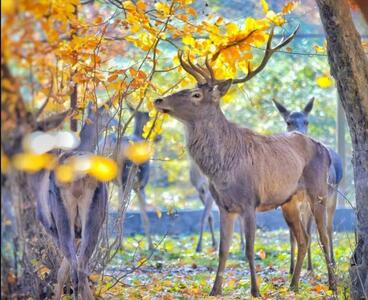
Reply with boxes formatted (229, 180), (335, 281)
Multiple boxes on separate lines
(154, 37), (336, 296)
(273, 98), (343, 273)
(35, 102), (114, 300)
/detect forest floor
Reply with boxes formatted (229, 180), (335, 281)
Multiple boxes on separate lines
(90, 230), (354, 300)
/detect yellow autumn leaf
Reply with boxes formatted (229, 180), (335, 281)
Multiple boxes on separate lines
(257, 249), (266, 260)
(88, 156), (118, 182)
(155, 207), (162, 219)
(313, 44), (326, 54)
(55, 164), (75, 183)
(316, 75), (333, 88)
(1, 0), (16, 15)
(182, 35), (195, 46)
(122, 1), (136, 11)
(136, 0), (146, 11)
(124, 141), (154, 164)
(260, 0), (269, 13)
(1, 152), (9, 174)
(282, 2), (298, 14)
(13, 153), (55, 173)
(37, 266), (50, 280)
(266, 11), (286, 26)
(155, 2), (171, 17)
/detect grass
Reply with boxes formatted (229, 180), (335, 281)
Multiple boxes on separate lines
(90, 230), (354, 299)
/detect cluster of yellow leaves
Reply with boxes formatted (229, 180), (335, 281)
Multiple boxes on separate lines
(55, 155), (118, 183)
(316, 74), (334, 88)
(180, 0), (298, 81)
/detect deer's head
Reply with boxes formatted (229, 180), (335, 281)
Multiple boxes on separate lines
(272, 97), (314, 134)
(154, 26), (299, 124)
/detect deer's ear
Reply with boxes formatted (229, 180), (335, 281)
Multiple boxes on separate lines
(303, 97), (315, 115)
(272, 98), (290, 120)
(213, 79), (232, 98)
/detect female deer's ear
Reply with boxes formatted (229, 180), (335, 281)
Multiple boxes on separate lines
(272, 98), (290, 120)
(303, 97), (315, 115)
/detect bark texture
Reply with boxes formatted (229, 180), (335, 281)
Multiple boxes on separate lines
(316, 0), (368, 299)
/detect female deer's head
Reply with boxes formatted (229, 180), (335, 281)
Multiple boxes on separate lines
(273, 97), (314, 134)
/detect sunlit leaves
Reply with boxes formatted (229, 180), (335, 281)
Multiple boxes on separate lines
(13, 153), (56, 173)
(124, 141), (154, 164)
(56, 155), (118, 183)
(282, 2), (299, 14)
(88, 156), (118, 181)
(1, 152), (10, 174)
(260, 0), (269, 13)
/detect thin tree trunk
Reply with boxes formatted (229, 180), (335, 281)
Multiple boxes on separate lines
(316, 0), (368, 299)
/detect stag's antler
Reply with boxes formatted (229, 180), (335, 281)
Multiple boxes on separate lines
(178, 25), (299, 86)
(232, 25), (299, 84)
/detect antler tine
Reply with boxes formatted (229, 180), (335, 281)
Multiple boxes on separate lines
(205, 56), (216, 83)
(186, 55), (212, 83)
(178, 51), (206, 84)
(232, 25), (299, 84)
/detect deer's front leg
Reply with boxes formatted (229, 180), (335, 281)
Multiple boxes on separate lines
(210, 208), (236, 296)
(242, 209), (260, 297)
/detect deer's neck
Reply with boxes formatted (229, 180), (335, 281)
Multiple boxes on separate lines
(78, 121), (100, 152)
(185, 109), (248, 179)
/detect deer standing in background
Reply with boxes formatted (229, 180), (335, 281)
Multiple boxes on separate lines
(273, 97), (343, 273)
(190, 160), (245, 253)
(154, 25), (337, 297)
(98, 106), (159, 250)
(35, 101), (115, 300)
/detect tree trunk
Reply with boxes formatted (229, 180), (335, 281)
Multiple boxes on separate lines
(4, 171), (61, 299)
(316, 0), (368, 299)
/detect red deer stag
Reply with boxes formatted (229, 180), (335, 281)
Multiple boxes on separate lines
(273, 97), (343, 273)
(154, 26), (336, 297)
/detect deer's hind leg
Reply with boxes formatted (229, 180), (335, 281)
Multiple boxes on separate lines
(77, 183), (108, 300)
(306, 214), (313, 272)
(288, 230), (296, 275)
(50, 179), (79, 300)
(282, 194), (308, 292)
(196, 187), (215, 252)
(136, 187), (154, 250)
(311, 199), (337, 291)
(54, 257), (70, 300)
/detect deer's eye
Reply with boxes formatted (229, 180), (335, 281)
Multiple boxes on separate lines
(286, 121), (291, 126)
(192, 93), (202, 98)
(304, 121), (309, 125)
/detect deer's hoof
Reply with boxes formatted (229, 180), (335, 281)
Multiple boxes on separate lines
(195, 246), (202, 253)
(209, 286), (222, 296)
